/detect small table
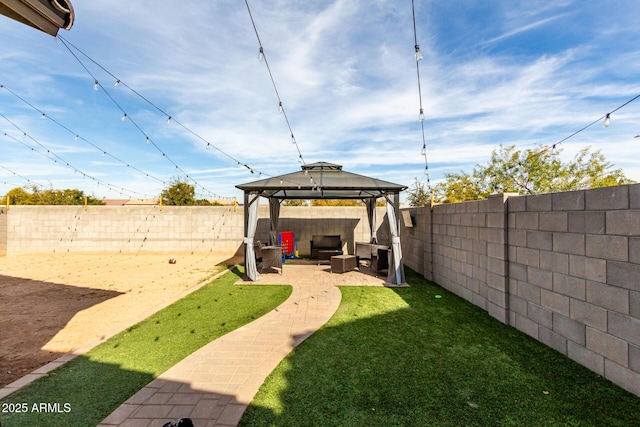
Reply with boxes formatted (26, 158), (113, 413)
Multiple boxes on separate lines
(331, 254), (357, 274)
(318, 249), (343, 265)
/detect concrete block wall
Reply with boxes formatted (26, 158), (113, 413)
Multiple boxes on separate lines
(400, 184), (640, 397)
(0, 207), (6, 256)
(5, 205), (244, 255)
(1, 205), (386, 257)
(400, 207), (432, 281)
(430, 194), (510, 323)
(507, 185), (640, 396)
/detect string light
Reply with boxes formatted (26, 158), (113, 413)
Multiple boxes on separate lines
(113, 79), (120, 88)
(415, 44), (423, 61)
(412, 0), (432, 192)
(93, 80), (99, 90)
(121, 113), (128, 121)
(245, 0), (322, 190)
(57, 35), (274, 189)
(603, 113), (611, 128)
(0, 118), (154, 199)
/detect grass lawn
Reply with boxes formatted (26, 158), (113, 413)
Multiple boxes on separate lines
(241, 268), (640, 426)
(0, 267), (291, 427)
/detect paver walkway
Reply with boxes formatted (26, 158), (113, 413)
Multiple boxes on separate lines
(99, 264), (394, 427)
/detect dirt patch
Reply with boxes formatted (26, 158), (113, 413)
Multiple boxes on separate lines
(0, 253), (234, 388)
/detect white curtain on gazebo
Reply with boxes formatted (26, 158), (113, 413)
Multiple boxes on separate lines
(244, 192), (260, 281)
(386, 192), (405, 285)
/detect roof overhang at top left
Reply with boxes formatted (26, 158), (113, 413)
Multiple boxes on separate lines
(0, 0), (74, 36)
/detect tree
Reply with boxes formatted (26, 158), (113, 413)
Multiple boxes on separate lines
(2, 185), (104, 205)
(160, 179), (196, 206)
(435, 145), (634, 203)
(405, 178), (431, 207)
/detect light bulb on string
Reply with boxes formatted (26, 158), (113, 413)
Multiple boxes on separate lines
(93, 80), (99, 90)
(298, 155), (302, 163)
(145, 136), (150, 144)
(419, 108), (425, 122)
(278, 101), (283, 113)
(603, 113), (611, 128)
(41, 113), (45, 119)
(114, 80), (120, 88)
(167, 116), (172, 125)
(415, 45), (423, 61)
(121, 113), (127, 121)
(74, 135), (78, 141)
(258, 47), (264, 62)
(421, 144), (426, 156)
(291, 133), (296, 144)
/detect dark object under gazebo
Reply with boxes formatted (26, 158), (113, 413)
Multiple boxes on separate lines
(236, 162), (408, 285)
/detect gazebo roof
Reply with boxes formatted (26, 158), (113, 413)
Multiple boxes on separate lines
(236, 162), (407, 200)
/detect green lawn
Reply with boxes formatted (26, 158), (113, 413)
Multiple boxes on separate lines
(0, 267), (291, 427)
(241, 268), (640, 426)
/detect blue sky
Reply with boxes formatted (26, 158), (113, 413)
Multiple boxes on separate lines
(1, 0), (639, 202)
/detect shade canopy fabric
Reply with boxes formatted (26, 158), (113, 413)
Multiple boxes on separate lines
(236, 162), (408, 285)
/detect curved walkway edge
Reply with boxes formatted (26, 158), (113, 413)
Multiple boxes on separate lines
(99, 274), (342, 427)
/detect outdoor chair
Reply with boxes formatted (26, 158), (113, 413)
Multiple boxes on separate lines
(373, 247), (390, 277)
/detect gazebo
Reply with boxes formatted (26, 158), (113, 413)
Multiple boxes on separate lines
(236, 162), (408, 285)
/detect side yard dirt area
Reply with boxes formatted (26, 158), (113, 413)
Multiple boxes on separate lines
(0, 253), (235, 388)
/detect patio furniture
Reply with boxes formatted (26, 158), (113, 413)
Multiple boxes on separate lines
(260, 245), (283, 274)
(355, 242), (389, 268)
(318, 249), (343, 265)
(372, 247), (390, 277)
(331, 254), (357, 273)
(310, 235), (342, 259)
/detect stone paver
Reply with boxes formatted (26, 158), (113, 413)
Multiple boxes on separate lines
(99, 263), (400, 427)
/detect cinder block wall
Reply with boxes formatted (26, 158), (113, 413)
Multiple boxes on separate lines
(400, 184), (640, 396)
(2, 205), (387, 256)
(0, 207), (6, 256)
